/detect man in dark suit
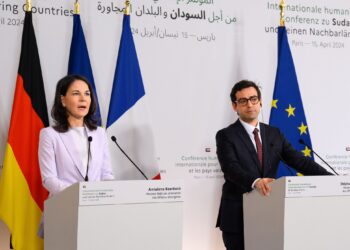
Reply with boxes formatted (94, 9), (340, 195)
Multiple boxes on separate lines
(216, 80), (331, 250)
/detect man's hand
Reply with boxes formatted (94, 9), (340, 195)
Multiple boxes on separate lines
(254, 178), (274, 196)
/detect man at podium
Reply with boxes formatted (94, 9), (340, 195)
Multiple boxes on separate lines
(215, 80), (331, 250)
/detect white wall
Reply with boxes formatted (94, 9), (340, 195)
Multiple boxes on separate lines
(0, 215), (10, 249)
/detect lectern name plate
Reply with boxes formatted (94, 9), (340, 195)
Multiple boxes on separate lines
(285, 176), (350, 198)
(79, 180), (184, 206)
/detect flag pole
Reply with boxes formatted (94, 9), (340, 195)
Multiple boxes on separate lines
(124, 0), (130, 15)
(25, 0), (31, 12)
(279, 0), (285, 26)
(74, 0), (80, 15)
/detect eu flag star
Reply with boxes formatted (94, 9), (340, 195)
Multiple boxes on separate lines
(285, 104), (296, 117)
(302, 146), (311, 157)
(298, 122), (308, 135)
(271, 99), (278, 109)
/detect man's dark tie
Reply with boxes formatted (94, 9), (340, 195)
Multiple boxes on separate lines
(253, 128), (263, 169)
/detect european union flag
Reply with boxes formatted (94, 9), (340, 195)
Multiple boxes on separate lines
(269, 26), (314, 178)
(68, 14), (102, 125)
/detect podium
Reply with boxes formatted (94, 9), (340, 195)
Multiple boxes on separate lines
(243, 176), (350, 250)
(45, 180), (184, 250)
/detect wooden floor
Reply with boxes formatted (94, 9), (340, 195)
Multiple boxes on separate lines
(0, 220), (10, 250)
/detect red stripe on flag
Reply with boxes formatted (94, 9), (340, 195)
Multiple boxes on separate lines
(152, 173), (161, 180)
(7, 74), (48, 211)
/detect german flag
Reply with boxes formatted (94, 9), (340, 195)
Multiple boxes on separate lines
(0, 10), (49, 250)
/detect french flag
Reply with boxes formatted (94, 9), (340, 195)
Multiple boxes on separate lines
(106, 13), (160, 180)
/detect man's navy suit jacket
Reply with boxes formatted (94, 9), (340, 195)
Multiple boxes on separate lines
(216, 120), (331, 233)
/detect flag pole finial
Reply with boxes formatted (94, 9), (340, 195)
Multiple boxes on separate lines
(124, 0), (130, 15)
(25, 0), (32, 12)
(74, 0), (80, 14)
(279, 0), (285, 26)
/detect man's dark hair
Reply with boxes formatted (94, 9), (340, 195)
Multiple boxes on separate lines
(52, 74), (98, 132)
(230, 80), (262, 103)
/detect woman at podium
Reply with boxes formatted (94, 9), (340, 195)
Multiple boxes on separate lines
(38, 74), (114, 196)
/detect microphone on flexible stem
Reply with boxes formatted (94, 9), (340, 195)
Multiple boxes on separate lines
(270, 143), (296, 176)
(110, 136), (148, 180)
(298, 139), (338, 175)
(85, 136), (93, 181)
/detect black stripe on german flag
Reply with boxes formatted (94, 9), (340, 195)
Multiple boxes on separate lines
(18, 12), (49, 127)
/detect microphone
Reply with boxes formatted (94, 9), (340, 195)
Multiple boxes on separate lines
(269, 143), (296, 176)
(85, 136), (93, 181)
(298, 139), (338, 175)
(110, 136), (148, 180)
